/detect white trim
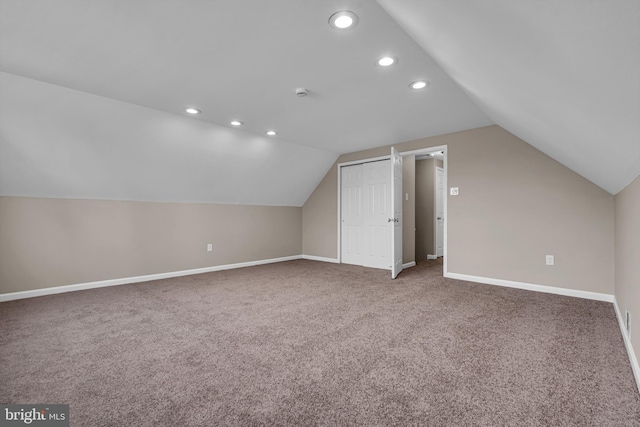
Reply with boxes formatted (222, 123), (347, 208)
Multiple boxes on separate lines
(0, 255), (302, 302)
(613, 298), (640, 394)
(402, 145), (448, 276)
(427, 255), (438, 260)
(444, 272), (615, 302)
(401, 145), (447, 157)
(402, 261), (416, 269)
(337, 163), (342, 264)
(435, 166), (444, 258)
(337, 155), (391, 168)
(302, 255), (339, 264)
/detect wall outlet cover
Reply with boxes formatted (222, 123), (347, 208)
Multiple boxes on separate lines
(450, 187), (459, 196)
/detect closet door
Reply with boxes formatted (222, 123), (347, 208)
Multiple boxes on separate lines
(341, 164), (365, 266)
(362, 160), (391, 269)
(341, 160), (391, 270)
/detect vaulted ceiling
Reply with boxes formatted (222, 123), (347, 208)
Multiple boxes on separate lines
(378, 0), (640, 195)
(0, 0), (638, 205)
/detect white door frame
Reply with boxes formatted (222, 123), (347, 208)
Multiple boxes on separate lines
(398, 145), (448, 276)
(337, 145), (448, 277)
(435, 166), (444, 258)
(391, 147), (403, 279)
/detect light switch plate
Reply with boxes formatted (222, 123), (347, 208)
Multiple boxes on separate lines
(450, 187), (459, 196)
(546, 255), (554, 265)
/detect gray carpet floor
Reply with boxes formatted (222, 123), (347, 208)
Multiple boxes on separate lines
(1, 259), (639, 426)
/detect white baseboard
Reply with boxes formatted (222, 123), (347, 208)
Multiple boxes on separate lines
(301, 255), (340, 264)
(613, 298), (640, 394)
(427, 255), (437, 260)
(403, 261), (416, 269)
(0, 255), (303, 302)
(444, 272), (615, 303)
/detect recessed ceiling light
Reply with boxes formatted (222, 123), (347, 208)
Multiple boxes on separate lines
(230, 120), (243, 126)
(265, 130), (277, 136)
(329, 11), (358, 29)
(377, 56), (397, 67)
(185, 107), (201, 114)
(409, 80), (429, 90)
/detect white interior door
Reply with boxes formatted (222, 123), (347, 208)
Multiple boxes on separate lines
(341, 164), (364, 266)
(391, 147), (403, 279)
(363, 160), (391, 269)
(435, 166), (444, 258)
(341, 160), (391, 270)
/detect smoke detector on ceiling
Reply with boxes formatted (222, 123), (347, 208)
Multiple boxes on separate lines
(295, 88), (309, 97)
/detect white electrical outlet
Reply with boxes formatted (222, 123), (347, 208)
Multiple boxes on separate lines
(545, 255), (555, 265)
(207, 243), (213, 252)
(450, 187), (459, 196)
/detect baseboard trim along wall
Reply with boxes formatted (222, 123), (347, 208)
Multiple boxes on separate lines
(614, 299), (640, 394)
(301, 255), (340, 263)
(0, 255), (303, 302)
(427, 255), (437, 260)
(403, 262), (417, 269)
(444, 272), (615, 303)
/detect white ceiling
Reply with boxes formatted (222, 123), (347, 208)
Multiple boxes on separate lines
(0, 1), (638, 205)
(0, 0), (490, 153)
(378, 0), (640, 195)
(0, 71), (336, 206)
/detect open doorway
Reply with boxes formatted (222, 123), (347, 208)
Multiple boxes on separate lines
(411, 148), (446, 266)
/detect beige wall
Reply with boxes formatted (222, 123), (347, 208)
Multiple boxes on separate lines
(0, 197), (302, 294)
(302, 125), (614, 294)
(615, 175), (640, 359)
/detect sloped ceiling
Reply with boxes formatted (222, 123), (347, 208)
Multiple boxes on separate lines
(377, 0), (640, 195)
(2, 1), (636, 205)
(0, 0), (491, 206)
(0, 72), (336, 206)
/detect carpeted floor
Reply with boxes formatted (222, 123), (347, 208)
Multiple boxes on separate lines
(1, 259), (639, 426)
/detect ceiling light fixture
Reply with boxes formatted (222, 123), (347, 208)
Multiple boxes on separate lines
(329, 11), (358, 30)
(377, 56), (397, 67)
(230, 120), (243, 126)
(185, 107), (201, 114)
(265, 130), (278, 136)
(409, 80), (429, 90)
